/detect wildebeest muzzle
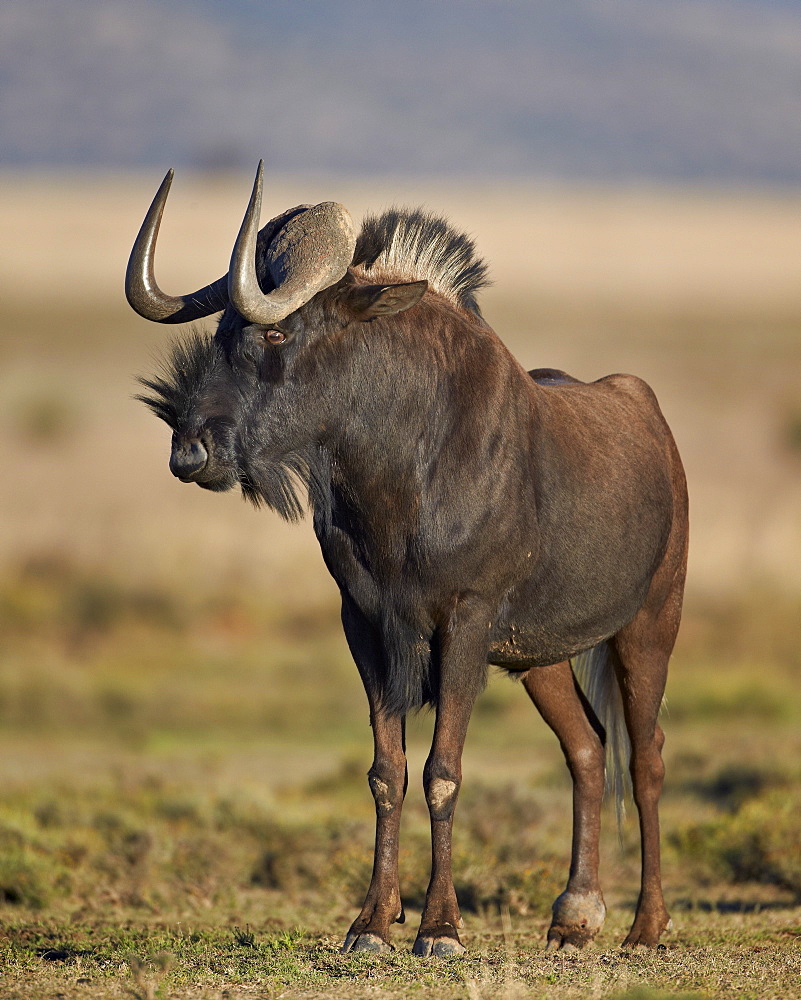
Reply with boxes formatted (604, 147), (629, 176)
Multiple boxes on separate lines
(169, 434), (209, 482)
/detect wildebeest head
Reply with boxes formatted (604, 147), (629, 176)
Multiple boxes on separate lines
(130, 162), (358, 499)
(131, 164), (432, 514)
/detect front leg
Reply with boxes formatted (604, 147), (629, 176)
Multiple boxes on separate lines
(341, 706), (407, 953)
(413, 602), (489, 957)
(413, 768), (466, 956)
(340, 598), (407, 954)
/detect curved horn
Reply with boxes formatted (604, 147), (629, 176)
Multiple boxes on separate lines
(126, 169), (229, 324)
(229, 160), (356, 326)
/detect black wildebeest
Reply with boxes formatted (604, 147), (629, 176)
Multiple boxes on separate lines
(128, 163), (688, 955)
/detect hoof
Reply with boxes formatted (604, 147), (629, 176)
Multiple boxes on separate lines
(341, 931), (393, 954)
(622, 913), (672, 948)
(412, 925), (465, 957)
(546, 938), (579, 954)
(547, 890), (606, 950)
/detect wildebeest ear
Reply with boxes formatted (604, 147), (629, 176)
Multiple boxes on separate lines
(344, 280), (428, 320)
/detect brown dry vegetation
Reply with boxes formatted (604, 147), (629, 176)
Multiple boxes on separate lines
(0, 174), (800, 998)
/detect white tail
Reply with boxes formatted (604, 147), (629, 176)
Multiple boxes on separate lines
(571, 642), (632, 827)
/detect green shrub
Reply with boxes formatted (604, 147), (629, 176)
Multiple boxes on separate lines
(0, 838), (56, 909)
(673, 786), (801, 897)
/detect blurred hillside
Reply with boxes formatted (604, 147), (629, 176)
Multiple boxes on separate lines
(2, 0), (801, 181)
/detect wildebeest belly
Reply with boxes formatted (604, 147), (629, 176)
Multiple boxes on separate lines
(488, 567), (653, 668)
(487, 602), (641, 669)
(488, 501), (670, 668)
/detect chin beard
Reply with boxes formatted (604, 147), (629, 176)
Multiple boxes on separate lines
(197, 474), (238, 493)
(237, 446), (332, 525)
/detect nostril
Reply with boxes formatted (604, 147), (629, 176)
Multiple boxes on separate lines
(189, 439), (208, 463)
(169, 437), (209, 480)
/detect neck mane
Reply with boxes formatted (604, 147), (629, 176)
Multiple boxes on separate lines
(352, 208), (490, 317)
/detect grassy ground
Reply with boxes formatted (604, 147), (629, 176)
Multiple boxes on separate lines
(0, 582), (800, 998)
(1, 177), (800, 997)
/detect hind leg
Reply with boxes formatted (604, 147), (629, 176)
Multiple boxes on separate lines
(613, 437), (687, 947)
(523, 661), (607, 949)
(612, 582), (683, 946)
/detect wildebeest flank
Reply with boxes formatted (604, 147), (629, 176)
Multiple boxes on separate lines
(129, 163), (688, 955)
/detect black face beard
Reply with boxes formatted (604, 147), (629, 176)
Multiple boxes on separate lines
(136, 331), (224, 432)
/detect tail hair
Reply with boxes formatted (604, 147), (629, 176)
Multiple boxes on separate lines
(571, 641), (632, 828)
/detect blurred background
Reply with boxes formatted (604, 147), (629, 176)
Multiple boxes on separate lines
(0, 0), (800, 951)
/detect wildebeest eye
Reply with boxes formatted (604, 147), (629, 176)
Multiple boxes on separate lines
(264, 329), (287, 345)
